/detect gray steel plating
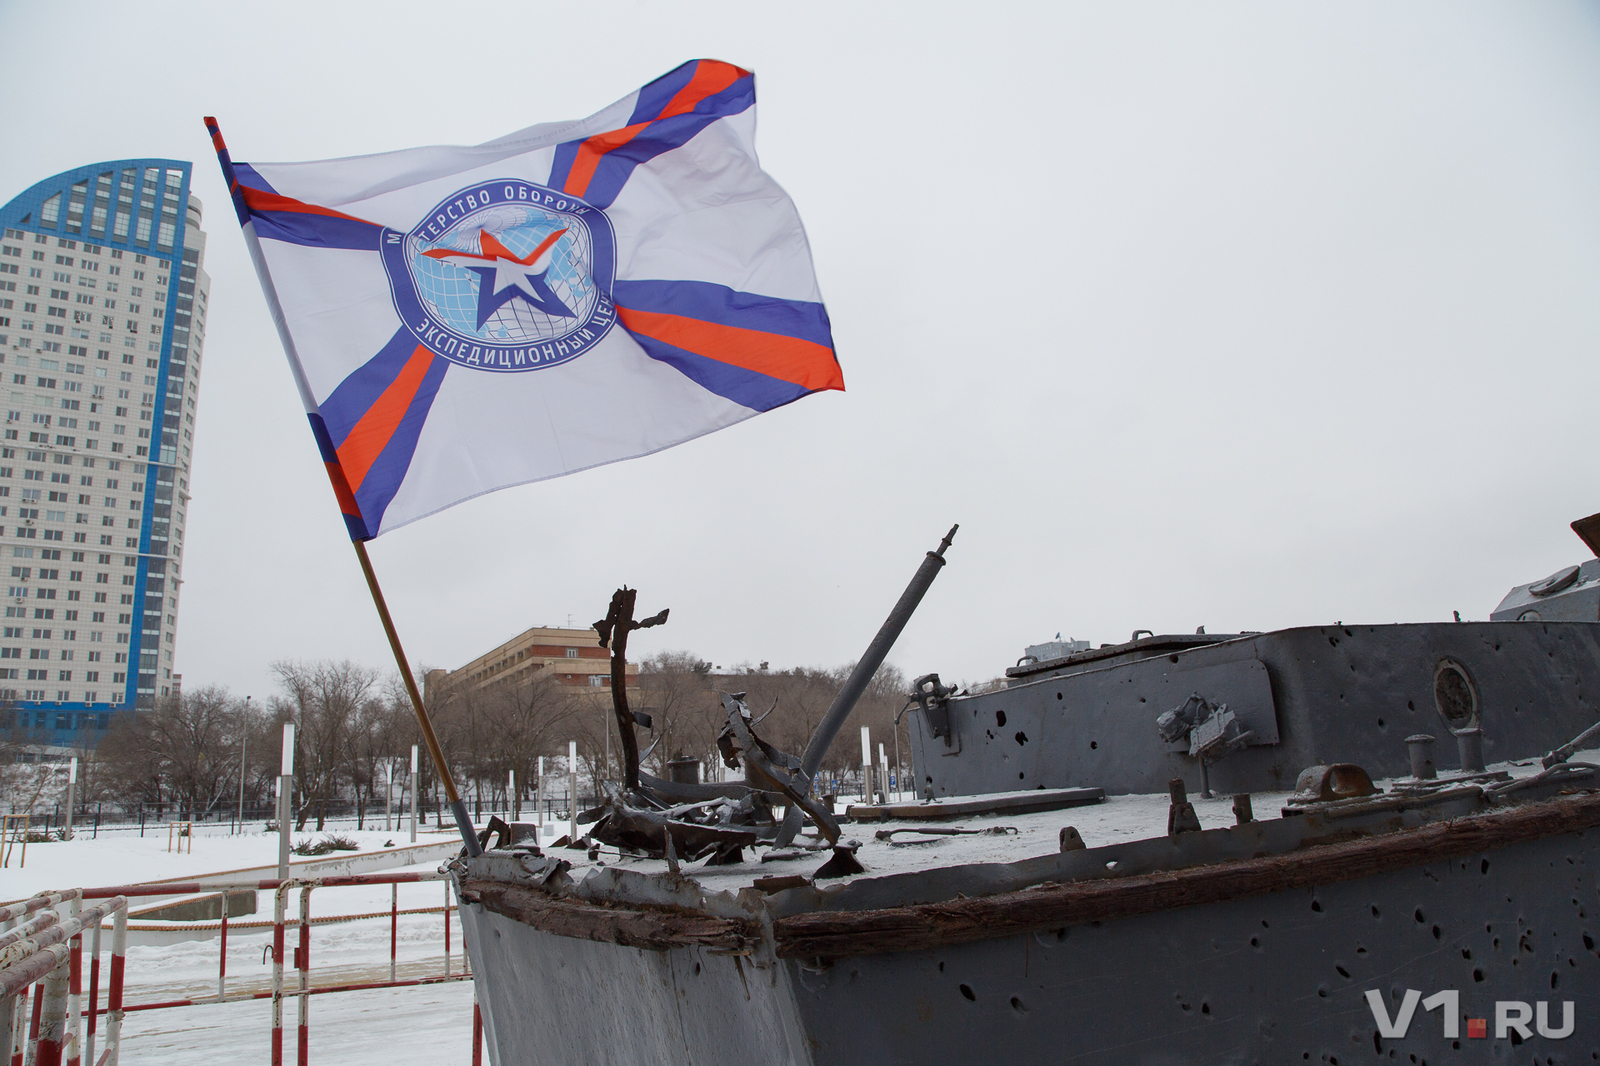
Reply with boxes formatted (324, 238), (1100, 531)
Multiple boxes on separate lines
(458, 807), (1600, 1065)
(909, 622), (1600, 799)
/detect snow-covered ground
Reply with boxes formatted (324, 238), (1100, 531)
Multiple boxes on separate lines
(1, 825), (464, 902)
(1, 824), (555, 1064)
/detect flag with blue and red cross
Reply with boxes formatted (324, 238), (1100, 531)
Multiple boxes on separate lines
(206, 59), (842, 540)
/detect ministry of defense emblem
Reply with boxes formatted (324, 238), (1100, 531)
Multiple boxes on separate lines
(381, 179), (617, 372)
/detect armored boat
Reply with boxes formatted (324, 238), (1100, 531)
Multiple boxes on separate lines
(454, 518), (1600, 1064)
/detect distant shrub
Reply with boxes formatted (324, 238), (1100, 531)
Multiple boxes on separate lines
(291, 833), (361, 856)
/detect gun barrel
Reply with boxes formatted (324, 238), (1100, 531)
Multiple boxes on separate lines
(799, 524), (959, 778)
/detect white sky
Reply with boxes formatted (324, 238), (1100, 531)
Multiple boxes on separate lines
(3, 1), (1599, 700)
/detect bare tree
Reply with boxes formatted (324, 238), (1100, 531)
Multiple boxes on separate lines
(271, 660), (380, 830)
(96, 685), (256, 818)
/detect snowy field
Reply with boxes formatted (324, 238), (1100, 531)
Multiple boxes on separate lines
(1, 824), (534, 1065)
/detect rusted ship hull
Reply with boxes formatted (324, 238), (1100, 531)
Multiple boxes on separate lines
(458, 789), (1600, 1065)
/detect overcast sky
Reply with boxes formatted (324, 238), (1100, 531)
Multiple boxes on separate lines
(3, 1), (1599, 701)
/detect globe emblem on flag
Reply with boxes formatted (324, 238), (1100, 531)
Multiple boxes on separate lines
(382, 179), (617, 372)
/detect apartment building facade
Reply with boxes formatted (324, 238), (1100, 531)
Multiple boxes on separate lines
(0, 158), (209, 741)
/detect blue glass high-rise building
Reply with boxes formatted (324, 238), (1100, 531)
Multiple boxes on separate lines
(0, 159), (209, 741)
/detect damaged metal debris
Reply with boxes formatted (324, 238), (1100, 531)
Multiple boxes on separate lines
(560, 527), (965, 881)
(572, 687), (857, 875)
(1156, 693), (1254, 797)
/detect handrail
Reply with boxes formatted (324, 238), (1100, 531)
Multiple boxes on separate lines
(2, 869), (470, 1066)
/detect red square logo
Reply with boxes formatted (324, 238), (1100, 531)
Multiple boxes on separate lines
(1467, 1018), (1487, 1039)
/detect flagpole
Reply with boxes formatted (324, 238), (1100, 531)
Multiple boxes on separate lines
(204, 118), (481, 858)
(353, 540), (482, 857)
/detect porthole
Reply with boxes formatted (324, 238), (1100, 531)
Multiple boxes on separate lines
(1433, 658), (1479, 732)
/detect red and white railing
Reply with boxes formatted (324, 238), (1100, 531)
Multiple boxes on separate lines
(2, 890), (128, 1066)
(3, 871), (483, 1065)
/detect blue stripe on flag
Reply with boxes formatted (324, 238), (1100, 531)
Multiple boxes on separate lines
(249, 209), (382, 251)
(581, 76), (755, 208)
(626, 330), (808, 412)
(547, 141), (583, 195)
(318, 328), (423, 447)
(349, 355), (450, 534)
(307, 413), (372, 541)
(611, 279), (832, 348)
(628, 61), (702, 124)
(548, 61), (707, 191)
(234, 164), (279, 194)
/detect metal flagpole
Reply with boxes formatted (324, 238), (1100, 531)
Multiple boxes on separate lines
(353, 540), (482, 857)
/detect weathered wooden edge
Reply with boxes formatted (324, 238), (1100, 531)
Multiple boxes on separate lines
(461, 879), (759, 954)
(773, 791), (1600, 960)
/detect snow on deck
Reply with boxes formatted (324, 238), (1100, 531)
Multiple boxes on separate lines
(547, 753), (1577, 894)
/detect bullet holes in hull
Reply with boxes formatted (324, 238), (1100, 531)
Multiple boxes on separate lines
(995, 710), (1007, 727)
(1014, 732), (1028, 746)
(959, 984), (976, 1001)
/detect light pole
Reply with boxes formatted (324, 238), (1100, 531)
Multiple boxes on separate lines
(384, 761), (393, 832)
(277, 722), (294, 881)
(567, 740), (578, 843)
(63, 757), (77, 838)
(237, 696), (252, 834)
(409, 745), (418, 844)
(236, 732), (247, 834)
(860, 726), (873, 804)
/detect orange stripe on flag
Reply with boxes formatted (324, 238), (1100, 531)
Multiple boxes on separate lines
(563, 123), (648, 199)
(324, 462), (361, 517)
(335, 346), (435, 495)
(616, 306), (844, 393)
(239, 186), (376, 226)
(563, 60), (749, 200)
(658, 61), (745, 122)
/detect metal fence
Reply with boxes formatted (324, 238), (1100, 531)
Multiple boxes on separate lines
(3, 871), (482, 1066)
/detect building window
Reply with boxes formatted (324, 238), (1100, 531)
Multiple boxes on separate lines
(588, 675), (603, 687)
(565, 648), (579, 659)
